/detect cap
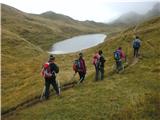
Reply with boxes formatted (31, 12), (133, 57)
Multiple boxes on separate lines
(49, 54), (55, 61)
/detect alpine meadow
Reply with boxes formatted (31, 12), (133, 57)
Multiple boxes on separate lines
(1, 2), (160, 120)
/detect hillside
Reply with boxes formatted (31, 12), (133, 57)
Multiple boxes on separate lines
(2, 11), (160, 120)
(40, 11), (77, 24)
(1, 3), (126, 115)
(2, 4), (117, 51)
(112, 2), (160, 25)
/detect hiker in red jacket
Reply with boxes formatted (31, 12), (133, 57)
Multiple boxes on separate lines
(77, 52), (86, 83)
(92, 52), (100, 80)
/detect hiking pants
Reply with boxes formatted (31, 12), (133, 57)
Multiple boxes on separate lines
(99, 67), (104, 80)
(116, 60), (123, 72)
(78, 72), (85, 83)
(134, 48), (139, 57)
(45, 78), (59, 99)
(95, 65), (99, 81)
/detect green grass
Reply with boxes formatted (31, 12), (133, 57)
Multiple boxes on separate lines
(1, 3), (160, 120)
(2, 3), (122, 114)
(2, 16), (160, 120)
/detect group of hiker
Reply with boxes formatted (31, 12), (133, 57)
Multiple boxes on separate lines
(41, 36), (141, 100)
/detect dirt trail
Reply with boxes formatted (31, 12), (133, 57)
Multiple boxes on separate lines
(2, 81), (78, 118)
(130, 57), (139, 67)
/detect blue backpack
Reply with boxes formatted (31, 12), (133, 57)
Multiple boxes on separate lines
(133, 40), (140, 48)
(114, 51), (121, 60)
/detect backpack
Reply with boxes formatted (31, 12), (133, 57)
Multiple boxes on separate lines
(41, 62), (52, 78)
(73, 60), (81, 72)
(133, 40), (140, 48)
(114, 51), (121, 60)
(92, 54), (100, 65)
(99, 56), (106, 64)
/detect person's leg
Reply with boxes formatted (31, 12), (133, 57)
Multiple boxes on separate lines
(116, 61), (119, 72)
(95, 65), (99, 81)
(134, 48), (136, 57)
(136, 48), (139, 57)
(100, 67), (104, 80)
(119, 60), (124, 72)
(80, 73), (85, 83)
(78, 72), (81, 80)
(79, 72), (84, 83)
(117, 60), (122, 72)
(45, 79), (50, 99)
(51, 78), (59, 95)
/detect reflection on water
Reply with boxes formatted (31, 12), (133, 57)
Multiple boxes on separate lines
(50, 34), (106, 54)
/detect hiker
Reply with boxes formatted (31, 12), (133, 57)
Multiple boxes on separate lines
(73, 52), (86, 83)
(41, 55), (60, 99)
(114, 47), (126, 73)
(133, 36), (141, 58)
(92, 52), (100, 80)
(98, 50), (106, 80)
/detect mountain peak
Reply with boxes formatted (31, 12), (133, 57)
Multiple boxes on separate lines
(41, 11), (56, 15)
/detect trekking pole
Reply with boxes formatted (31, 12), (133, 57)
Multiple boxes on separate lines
(40, 85), (46, 100)
(57, 79), (61, 95)
(77, 77), (83, 85)
(70, 72), (77, 81)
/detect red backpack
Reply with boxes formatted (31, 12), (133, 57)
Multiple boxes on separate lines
(41, 62), (52, 78)
(73, 60), (80, 72)
(92, 53), (100, 65)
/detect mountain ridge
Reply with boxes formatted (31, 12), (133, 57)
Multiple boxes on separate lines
(112, 2), (160, 25)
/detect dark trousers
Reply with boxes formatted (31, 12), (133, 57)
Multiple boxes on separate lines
(95, 65), (99, 81)
(116, 60), (123, 72)
(134, 48), (139, 57)
(95, 65), (104, 80)
(99, 67), (104, 80)
(45, 78), (59, 99)
(78, 72), (85, 83)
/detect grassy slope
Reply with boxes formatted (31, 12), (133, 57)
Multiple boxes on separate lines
(2, 4), (117, 51)
(3, 17), (160, 120)
(2, 4), (122, 113)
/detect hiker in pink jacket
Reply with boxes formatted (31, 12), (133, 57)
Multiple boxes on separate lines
(116, 47), (126, 61)
(114, 47), (126, 73)
(92, 52), (100, 80)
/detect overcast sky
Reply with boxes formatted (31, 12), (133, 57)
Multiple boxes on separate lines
(1, 0), (160, 23)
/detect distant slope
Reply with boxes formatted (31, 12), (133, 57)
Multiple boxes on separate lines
(112, 11), (144, 25)
(40, 11), (115, 33)
(112, 2), (160, 25)
(2, 4), (116, 51)
(40, 11), (77, 24)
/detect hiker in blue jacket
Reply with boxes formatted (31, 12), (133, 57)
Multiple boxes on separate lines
(133, 36), (141, 58)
